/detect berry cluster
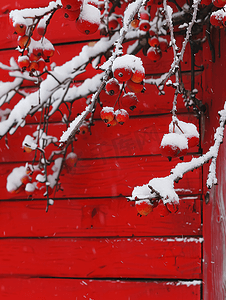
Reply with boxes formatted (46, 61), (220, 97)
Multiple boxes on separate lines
(61, 0), (101, 35)
(100, 54), (145, 126)
(130, 6), (169, 62)
(9, 14), (55, 75)
(160, 119), (199, 161)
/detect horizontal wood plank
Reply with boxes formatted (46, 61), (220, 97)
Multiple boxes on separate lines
(0, 114), (200, 163)
(1, 155), (202, 200)
(0, 278), (201, 299)
(0, 237), (202, 279)
(0, 197), (202, 238)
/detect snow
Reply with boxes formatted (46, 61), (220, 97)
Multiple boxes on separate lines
(161, 132), (188, 150)
(6, 165), (27, 192)
(79, 4), (100, 24)
(112, 54), (144, 73)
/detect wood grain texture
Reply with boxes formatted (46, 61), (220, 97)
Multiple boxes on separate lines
(1, 155), (202, 200)
(0, 197), (202, 238)
(0, 278), (201, 299)
(0, 114), (200, 163)
(0, 237), (202, 279)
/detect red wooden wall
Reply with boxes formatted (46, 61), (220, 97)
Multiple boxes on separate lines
(0, 0), (218, 299)
(202, 27), (226, 300)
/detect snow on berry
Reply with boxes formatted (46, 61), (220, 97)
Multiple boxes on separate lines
(135, 199), (153, 216)
(100, 106), (115, 123)
(6, 165), (28, 193)
(115, 108), (129, 124)
(161, 132), (188, 151)
(160, 132), (188, 159)
(112, 54), (145, 76)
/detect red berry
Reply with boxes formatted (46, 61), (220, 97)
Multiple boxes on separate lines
(212, 0), (226, 7)
(105, 78), (120, 95)
(147, 47), (162, 62)
(108, 17), (119, 31)
(160, 133), (188, 160)
(65, 152), (78, 169)
(136, 200), (153, 216)
(43, 47), (55, 59)
(131, 69), (145, 83)
(29, 61), (39, 72)
(148, 36), (160, 48)
(106, 117), (118, 127)
(121, 93), (138, 111)
(14, 23), (27, 35)
(113, 67), (133, 82)
(76, 4), (100, 35)
(18, 55), (30, 70)
(159, 37), (168, 52)
(37, 59), (46, 72)
(115, 109), (129, 125)
(210, 11), (223, 27)
(131, 19), (139, 28)
(126, 79), (144, 93)
(100, 107), (115, 123)
(139, 20), (150, 32)
(32, 47), (43, 58)
(29, 53), (39, 61)
(79, 122), (89, 134)
(18, 35), (31, 49)
(155, 200), (170, 217)
(37, 26), (45, 36)
(139, 11), (149, 21)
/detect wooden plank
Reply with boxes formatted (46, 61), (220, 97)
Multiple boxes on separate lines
(0, 196), (202, 238)
(0, 114), (200, 163)
(0, 237), (202, 278)
(0, 278), (202, 299)
(0, 155), (202, 200)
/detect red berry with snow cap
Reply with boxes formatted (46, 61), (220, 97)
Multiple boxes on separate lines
(121, 93), (138, 111)
(210, 11), (223, 27)
(100, 107), (115, 123)
(147, 47), (162, 62)
(136, 199), (153, 216)
(115, 109), (129, 125)
(212, 0), (226, 7)
(160, 132), (188, 160)
(105, 78), (120, 96)
(18, 55), (30, 71)
(76, 4), (100, 35)
(108, 17), (119, 31)
(159, 37), (169, 52)
(148, 36), (160, 48)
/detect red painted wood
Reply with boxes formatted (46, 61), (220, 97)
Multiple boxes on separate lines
(1, 155), (202, 200)
(202, 28), (226, 300)
(0, 197), (202, 238)
(0, 114), (200, 163)
(0, 237), (202, 278)
(0, 278), (201, 299)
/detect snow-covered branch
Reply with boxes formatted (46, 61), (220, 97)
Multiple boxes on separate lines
(130, 101), (226, 204)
